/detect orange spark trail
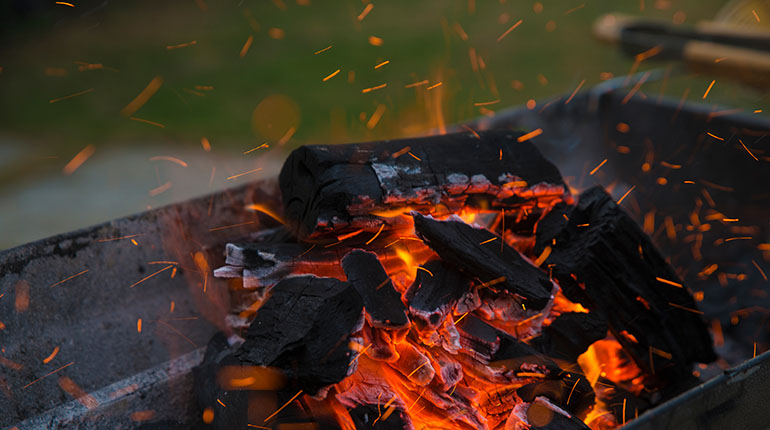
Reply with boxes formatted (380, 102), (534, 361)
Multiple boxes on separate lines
(753, 9), (760, 22)
(362, 83), (387, 93)
(22, 362), (75, 389)
(564, 79), (586, 104)
(564, 4), (585, 14)
(166, 40), (197, 50)
(589, 159), (607, 175)
(314, 45), (332, 54)
(243, 143), (268, 154)
(149, 156), (188, 167)
(739, 139), (759, 161)
(62, 145), (95, 175)
(130, 117), (165, 128)
(50, 269), (89, 288)
(55, 1), (75, 6)
(474, 100), (500, 106)
(323, 69), (341, 81)
(58, 376), (99, 409)
(149, 182), (172, 196)
(226, 168), (263, 180)
(264, 390), (304, 422)
(209, 221), (258, 232)
(245, 203), (286, 224)
(368, 35), (384, 46)
(668, 302), (704, 314)
(129, 265), (174, 288)
(157, 320), (197, 347)
(43, 347), (60, 364)
(121, 76), (163, 117)
(366, 104), (387, 129)
(656, 277), (683, 288)
(408, 152), (422, 161)
(357, 3), (374, 21)
(365, 224), (385, 245)
(405, 80), (429, 88)
(517, 128), (543, 142)
(374, 60), (390, 69)
(702, 80), (715, 99)
(617, 185), (636, 204)
(137, 318), (143, 333)
(98, 233), (144, 242)
(201, 137), (212, 152)
(497, 19), (523, 42)
(240, 35), (254, 58)
(49, 88), (94, 104)
(752, 260), (768, 281)
(426, 82), (442, 90)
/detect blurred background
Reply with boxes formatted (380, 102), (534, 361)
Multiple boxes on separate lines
(0, 0), (767, 250)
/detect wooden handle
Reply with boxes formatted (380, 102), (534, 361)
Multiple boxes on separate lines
(684, 40), (770, 87)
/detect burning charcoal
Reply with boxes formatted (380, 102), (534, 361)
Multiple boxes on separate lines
(427, 348), (463, 390)
(235, 275), (363, 395)
(405, 259), (474, 329)
(534, 186), (716, 387)
(349, 404), (412, 430)
(412, 213), (553, 310)
(342, 250), (410, 329)
(280, 130), (570, 238)
(456, 314), (501, 361)
(530, 312), (608, 363)
(194, 333), (249, 429)
(528, 397), (591, 430)
(337, 358), (413, 429)
(517, 376), (596, 421)
(361, 324), (399, 362)
(392, 341), (435, 386)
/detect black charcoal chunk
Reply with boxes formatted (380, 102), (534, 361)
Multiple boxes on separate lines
(235, 275), (363, 395)
(342, 249), (409, 329)
(405, 259), (474, 329)
(413, 213), (553, 310)
(530, 312), (608, 363)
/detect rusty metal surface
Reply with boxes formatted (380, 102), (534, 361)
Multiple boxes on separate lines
(0, 179), (282, 428)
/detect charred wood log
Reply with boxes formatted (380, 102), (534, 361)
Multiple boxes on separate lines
(235, 275), (363, 395)
(533, 186), (716, 388)
(280, 130), (570, 239)
(404, 259), (474, 329)
(529, 312), (608, 363)
(412, 213), (553, 310)
(342, 249), (410, 329)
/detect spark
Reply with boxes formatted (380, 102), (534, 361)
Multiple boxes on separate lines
(240, 35), (254, 58)
(660, 161), (681, 169)
(564, 79), (585, 104)
(655, 277), (682, 288)
(314, 45), (332, 55)
(564, 4), (585, 14)
(208, 220), (258, 232)
(752, 259), (767, 281)
(668, 302), (704, 314)
(474, 100), (500, 106)
(362, 83), (387, 93)
(217, 398), (226, 407)
(55, 2), (75, 6)
(264, 390), (303, 422)
(226, 168), (263, 180)
(702, 80), (715, 99)
(323, 69), (341, 81)
(739, 139), (759, 161)
(121, 76), (163, 117)
(517, 128), (543, 142)
(533, 246), (551, 267)
(406, 361), (430, 378)
(129, 117), (165, 128)
(461, 125), (481, 139)
(368, 35), (384, 46)
(405, 80), (429, 88)
(635, 45), (662, 62)
(622, 71), (650, 104)
(753, 9), (760, 22)
(725, 236), (752, 242)
(357, 3), (374, 21)
(374, 60), (390, 69)
(22, 362), (74, 389)
(129, 265), (174, 288)
(245, 203), (286, 224)
(43, 346), (60, 364)
(243, 143), (268, 154)
(98, 234), (143, 242)
(156, 320), (197, 347)
(407, 152), (422, 161)
(166, 40), (197, 50)
(201, 137), (212, 152)
(416, 266), (434, 277)
(149, 156), (187, 167)
(50, 269), (89, 288)
(365, 224), (386, 245)
(589, 159), (607, 175)
(516, 372), (547, 378)
(392, 146), (411, 158)
(479, 237), (498, 245)
(49, 88), (94, 104)
(477, 276), (506, 289)
(62, 145), (95, 175)
(149, 182), (171, 196)
(616, 185), (636, 204)
(366, 104), (387, 129)
(137, 318), (142, 333)
(337, 229), (365, 241)
(426, 82), (443, 90)
(497, 19), (523, 42)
